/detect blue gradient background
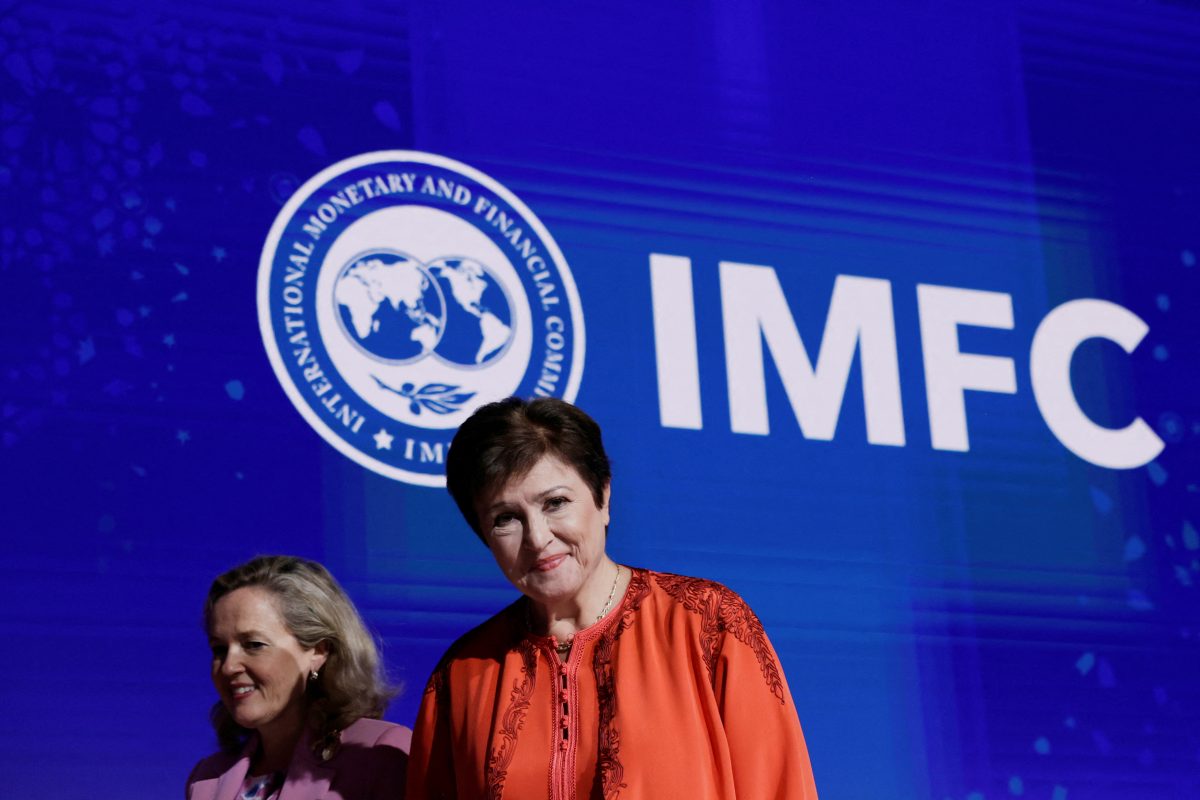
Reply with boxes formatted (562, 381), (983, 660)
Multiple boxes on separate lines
(1, 2), (1197, 798)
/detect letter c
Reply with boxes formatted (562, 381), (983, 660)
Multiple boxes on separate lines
(1030, 299), (1164, 469)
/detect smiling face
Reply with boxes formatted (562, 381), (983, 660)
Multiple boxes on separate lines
(208, 586), (326, 744)
(476, 455), (612, 610)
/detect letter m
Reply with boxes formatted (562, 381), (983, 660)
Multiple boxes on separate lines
(719, 263), (905, 445)
(419, 442), (445, 464)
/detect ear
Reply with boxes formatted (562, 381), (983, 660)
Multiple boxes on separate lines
(601, 481), (611, 526)
(310, 640), (329, 674)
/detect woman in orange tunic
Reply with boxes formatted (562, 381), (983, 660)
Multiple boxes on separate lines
(407, 398), (819, 800)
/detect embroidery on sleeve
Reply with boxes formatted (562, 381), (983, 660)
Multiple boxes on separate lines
(592, 568), (651, 799)
(485, 639), (539, 800)
(652, 572), (786, 705)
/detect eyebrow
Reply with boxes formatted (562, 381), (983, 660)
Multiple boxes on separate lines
(209, 629), (270, 642)
(484, 485), (572, 513)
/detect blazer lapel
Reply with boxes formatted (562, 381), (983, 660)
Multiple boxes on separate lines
(278, 728), (335, 800)
(213, 758), (251, 800)
(198, 739), (254, 800)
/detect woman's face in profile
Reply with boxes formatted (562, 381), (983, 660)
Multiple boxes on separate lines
(475, 455), (611, 608)
(208, 587), (326, 740)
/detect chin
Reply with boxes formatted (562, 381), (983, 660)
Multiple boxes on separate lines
(525, 575), (582, 604)
(229, 706), (266, 730)
(231, 711), (258, 729)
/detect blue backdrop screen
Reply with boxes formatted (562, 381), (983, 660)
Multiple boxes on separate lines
(1, 2), (1197, 798)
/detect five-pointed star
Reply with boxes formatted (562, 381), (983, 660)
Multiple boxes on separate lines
(374, 428), (394, 450)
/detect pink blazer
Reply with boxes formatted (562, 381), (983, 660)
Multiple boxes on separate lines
(186, 717), (411, 800)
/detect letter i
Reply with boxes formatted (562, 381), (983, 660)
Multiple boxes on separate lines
(649, 254), (703, 429)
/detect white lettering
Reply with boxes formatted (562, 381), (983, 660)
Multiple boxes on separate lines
(302, 215), (326, 239)
(917, 284), (1017, 451)
(419, 441), (445, 463)
(720, 263), (905, 444)
(650, 254), (703, 430)
(1030, 299), (1163, 469)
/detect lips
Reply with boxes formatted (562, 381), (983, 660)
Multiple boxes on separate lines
(533, 554), (567, 572)
(229, 684), (256, 702)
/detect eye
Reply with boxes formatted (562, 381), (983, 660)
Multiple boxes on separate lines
(210, 644), (227, 659)
(545, 496), (568, 511)
(493, 511), (517, 528)
(243, 640), (267, 652)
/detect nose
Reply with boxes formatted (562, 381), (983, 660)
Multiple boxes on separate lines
(218, 648), (244, 677)
(523, 510), (554, 552)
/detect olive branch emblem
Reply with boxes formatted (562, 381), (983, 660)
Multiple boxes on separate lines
(371, 376), (476, 415)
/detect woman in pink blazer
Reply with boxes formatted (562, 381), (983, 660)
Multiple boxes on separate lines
(187, 556), (410, 800)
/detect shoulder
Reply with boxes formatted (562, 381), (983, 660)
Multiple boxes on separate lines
(340, 717), (413, 752)
(645, 569), (755, 619)
(647, 569), (737, 597)
(421, 599), (526, 694)
(186, 748), (241, 785)
(446, 598), (526, 658)
(647, 570), (781, 659)
(324, 718), (410, 798)
(644, 569), (788, 705)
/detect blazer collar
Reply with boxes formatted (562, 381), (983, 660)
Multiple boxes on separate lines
(194, 727), (337, 800)
(199, 737), (253, 800)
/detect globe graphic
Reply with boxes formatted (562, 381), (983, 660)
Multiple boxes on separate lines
(427, 256), (514, 367)
(334, 251), (445, 362)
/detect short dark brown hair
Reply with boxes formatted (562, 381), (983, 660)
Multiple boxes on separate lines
(446, 397), (612, 539)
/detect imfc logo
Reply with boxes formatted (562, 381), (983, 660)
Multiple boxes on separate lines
(258, 151), (585, 486)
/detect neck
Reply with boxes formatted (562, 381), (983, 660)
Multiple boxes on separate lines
(532, 558), (626, 641)
(254, 709), (306, 774)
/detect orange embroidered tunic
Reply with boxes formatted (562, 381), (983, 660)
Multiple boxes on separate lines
(406, 568), (819, 800)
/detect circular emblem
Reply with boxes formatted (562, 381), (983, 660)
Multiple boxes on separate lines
(258, 151), (585, 486)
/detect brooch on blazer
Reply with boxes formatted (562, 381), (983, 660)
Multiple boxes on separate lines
(313, 729), (342, 762)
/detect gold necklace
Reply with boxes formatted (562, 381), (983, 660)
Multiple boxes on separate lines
(548, 564), (624, 655)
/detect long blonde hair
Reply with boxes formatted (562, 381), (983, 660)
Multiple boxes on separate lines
(203, 555), (396, 752)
